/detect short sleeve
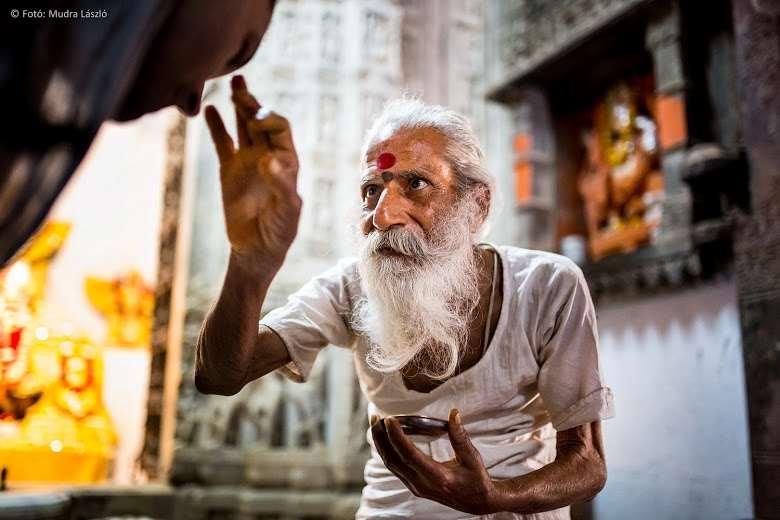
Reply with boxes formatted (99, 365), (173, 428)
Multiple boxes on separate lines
(536, 261), (614, 431)
(260, 258), (357, 383)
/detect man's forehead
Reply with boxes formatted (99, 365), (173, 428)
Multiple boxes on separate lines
(365, 127), (448, 169)
(360, 164), (438, 184)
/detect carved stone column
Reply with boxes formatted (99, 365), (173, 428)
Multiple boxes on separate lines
(141, 115), (187, 479)
(731, 1), (780, 517)
(645, 0), (693, 256)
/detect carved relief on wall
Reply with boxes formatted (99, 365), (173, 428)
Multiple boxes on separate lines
(361, 93), (389, 139)
(499, 1), (530, 67)
(449, 3), (486, 135)
(309, 177), (337, 258)
(321, 10), (342, 66)
(495, 0), (647, 77)
(176, 342), (334, 452)
(317, 94), (340, 144)
(577, 79), (665, 261)
(364, 10), (392, 65)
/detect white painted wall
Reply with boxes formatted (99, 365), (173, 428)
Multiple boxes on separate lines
(37, 109), (176, 484)
(44, 111), (174, 336)
(594, 280), (754, 520)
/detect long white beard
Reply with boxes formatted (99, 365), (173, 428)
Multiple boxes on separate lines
(353, 197), (482, 380)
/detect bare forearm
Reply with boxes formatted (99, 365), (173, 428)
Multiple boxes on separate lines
(493, 449), (605, 513)
(492, 423), (607, 514)
(194, 252), (280, 395)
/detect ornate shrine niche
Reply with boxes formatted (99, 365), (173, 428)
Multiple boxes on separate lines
(534, 7), (662, 270)
(488, 0), (747, 298)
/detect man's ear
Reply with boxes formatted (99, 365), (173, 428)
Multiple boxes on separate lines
(469, 185), (491, 233)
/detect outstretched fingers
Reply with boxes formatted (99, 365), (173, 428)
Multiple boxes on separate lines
(248, 111), (295, 154)
(205, 105), (235, 164)
(385, 417), (443, 477)
(231, 75), (262, 148)
(447, 409), (483, 470)
(371, 416), (405, 474)
(370, 416), (424, 496)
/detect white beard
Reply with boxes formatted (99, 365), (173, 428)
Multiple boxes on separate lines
(353, 197), (482, 380)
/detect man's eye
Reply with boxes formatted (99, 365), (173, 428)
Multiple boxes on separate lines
(410, 178), (428, 190)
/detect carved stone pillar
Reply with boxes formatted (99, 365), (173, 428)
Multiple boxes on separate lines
(645, 1), (693, 256)
(141, 115), (187, 479)
(508, 88), (557, 251)
(731, 1), (780, 517)
(399, 0), (486, 134)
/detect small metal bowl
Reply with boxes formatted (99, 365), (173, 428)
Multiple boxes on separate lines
(390, 415), (449, 437)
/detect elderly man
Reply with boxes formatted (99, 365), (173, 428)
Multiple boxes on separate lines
(197, 77), (614, 519)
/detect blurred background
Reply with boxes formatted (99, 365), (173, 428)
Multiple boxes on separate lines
(1, 0), (778, 519)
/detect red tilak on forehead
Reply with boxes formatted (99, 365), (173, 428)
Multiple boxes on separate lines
(376, 152), (396, 170)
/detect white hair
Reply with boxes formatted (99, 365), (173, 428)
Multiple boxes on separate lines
(361, 98), (496, 228)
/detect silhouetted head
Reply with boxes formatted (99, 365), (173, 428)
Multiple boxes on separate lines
(114, 0), (275, 121)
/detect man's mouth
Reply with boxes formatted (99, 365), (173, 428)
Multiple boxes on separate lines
(377, 246), (404, 257)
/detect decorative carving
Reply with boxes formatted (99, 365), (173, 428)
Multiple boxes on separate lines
(321, 10), (342, 66)
(494, 0), (648, 81)
(140, 115), (186, 479)
(309, 177), (337, 258)
(317, 94), (340, 144)
(364, 10), (392, 65)
(585, 250), (706, 301)
(735, 182), (780, 305)
(361, 93), (389, 138)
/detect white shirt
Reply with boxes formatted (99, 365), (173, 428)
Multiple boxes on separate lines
(261, 245), (614, 519)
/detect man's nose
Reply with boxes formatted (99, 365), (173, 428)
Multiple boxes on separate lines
(372, 188), (409, 231)
(177, 84), (205, 116)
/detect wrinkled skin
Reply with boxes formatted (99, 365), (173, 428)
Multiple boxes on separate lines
(192, 76), (299, 398)
(204, 75), (301, 270)
(371, 410), (607, 515)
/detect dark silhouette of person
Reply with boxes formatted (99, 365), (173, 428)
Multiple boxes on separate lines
(0, 0), (276, 265)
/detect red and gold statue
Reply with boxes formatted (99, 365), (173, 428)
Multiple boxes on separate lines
(0, 222), (117, 483)
(0, 222), (71, 423)
(0, 335), (117, 482)
(578, 81), (665, 260)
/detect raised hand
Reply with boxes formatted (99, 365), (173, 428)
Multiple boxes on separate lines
(205, 75), (301, 271)
(371, 409), (502, 515)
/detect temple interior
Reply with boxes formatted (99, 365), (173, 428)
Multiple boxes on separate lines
(1, 0), (778, 519)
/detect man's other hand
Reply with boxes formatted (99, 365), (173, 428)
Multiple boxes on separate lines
(205, 75), (301, 271)
(371, 409), (501, 515)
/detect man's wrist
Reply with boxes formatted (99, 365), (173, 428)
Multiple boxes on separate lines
(227, 248), (284, 286)
(488, 479), (510, 514)
(489, 478), (532, 514)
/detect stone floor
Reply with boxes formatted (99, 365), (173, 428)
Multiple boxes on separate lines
(0, 485), (361, 520)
